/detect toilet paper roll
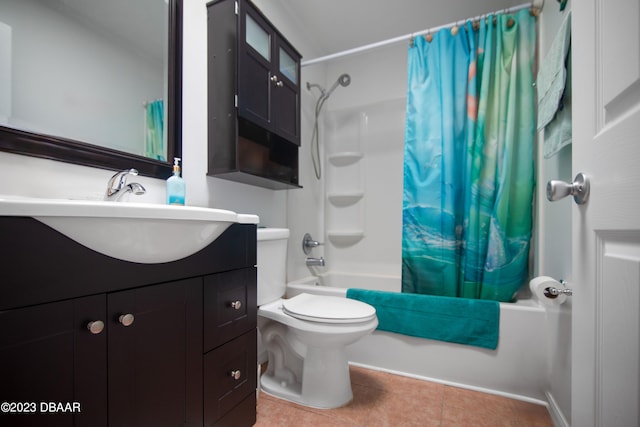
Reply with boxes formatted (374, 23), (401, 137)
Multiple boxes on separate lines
(529, 276), (567, 306)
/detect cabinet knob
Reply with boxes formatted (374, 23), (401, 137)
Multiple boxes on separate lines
(270, 75), (279, 83)
(86, 320), (105, 335)
(229, 370), (242, 380)
(118, 313), (135, 327)
(229, 300), (242, 310)
(276, 81), (283, 87)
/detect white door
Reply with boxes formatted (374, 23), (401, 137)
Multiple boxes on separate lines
(572, 0), (640, 426)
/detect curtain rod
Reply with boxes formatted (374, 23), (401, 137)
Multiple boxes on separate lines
(301, 2), (538, 67)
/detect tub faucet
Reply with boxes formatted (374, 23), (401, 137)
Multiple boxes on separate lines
(306, 257), (325, 267)
(105, 168), (146, 201)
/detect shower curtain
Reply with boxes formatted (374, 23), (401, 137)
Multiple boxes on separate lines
(402, 10), (536, 302)
(144, 100), (165, 161)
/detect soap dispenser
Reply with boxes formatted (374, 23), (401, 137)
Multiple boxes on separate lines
(166, 157), (185, 205)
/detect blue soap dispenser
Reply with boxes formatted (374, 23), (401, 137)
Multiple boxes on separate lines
(166, 157), (185, 205)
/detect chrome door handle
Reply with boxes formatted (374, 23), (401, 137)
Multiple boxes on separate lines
(546, 172), (590, 205)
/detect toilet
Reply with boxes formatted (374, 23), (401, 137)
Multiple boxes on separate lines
(257, 228), (378, 409)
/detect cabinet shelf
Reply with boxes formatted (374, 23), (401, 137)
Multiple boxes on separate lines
(327, 192), (364, 206)
(328, 152), (363, 167)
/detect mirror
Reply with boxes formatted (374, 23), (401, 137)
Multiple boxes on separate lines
(0, 0), (182, 179)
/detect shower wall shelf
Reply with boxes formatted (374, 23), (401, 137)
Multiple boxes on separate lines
(328, 152), (363, 167)
(327, 192), (364, 207)
(327, 230), (364, 247)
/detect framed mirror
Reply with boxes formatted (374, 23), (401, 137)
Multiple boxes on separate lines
(0, 0), (182, 179)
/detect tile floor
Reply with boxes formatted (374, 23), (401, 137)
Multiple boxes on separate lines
(255, 365), (554, 427)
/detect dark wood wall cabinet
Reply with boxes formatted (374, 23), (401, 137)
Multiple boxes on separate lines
(208, 0), (302, 190)
(0, 218), (257, 427)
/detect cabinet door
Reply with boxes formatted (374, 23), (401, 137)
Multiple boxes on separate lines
(107, 278), (202, 427)
(204, 268), (257, 351)
(204, 329), (257, 426)
(238, 4), (273, 130)
(0, 295), (107, 427)
(273, 38), (301, 144)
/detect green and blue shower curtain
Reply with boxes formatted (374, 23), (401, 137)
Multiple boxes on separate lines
(402, 10), (536, 302)
(144, 99), (165, 161)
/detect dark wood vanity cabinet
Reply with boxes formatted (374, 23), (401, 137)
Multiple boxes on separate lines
(207, 0), (302, 190)
(0, 218), (257, 427)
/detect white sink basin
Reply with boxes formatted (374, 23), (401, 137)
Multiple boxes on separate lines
(0, 195), (250, 263)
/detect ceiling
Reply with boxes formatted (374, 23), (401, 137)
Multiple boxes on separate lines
(276, 0), (524, 59)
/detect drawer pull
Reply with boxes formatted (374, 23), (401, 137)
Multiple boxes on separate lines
(87, 320), (105, 335)
(118, 313), (135, 327)
(229, 300), (242, 310)
(229, 370), (242, 380)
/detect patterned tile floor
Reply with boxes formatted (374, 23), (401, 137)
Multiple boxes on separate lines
(255, 365), (554, 427)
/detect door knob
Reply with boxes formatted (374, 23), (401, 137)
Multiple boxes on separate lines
(546, 172), (590, 205)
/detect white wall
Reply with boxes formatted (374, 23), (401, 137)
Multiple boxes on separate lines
(320, 45), (407, 280)
(536, 3), (573, 425)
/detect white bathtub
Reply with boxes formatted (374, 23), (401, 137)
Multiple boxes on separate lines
(287, 272), (549, 404)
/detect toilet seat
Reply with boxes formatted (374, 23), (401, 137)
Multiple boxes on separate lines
(282, 293), (376, 324)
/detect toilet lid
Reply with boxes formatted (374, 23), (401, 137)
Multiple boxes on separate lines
(282, 293), (376, 324)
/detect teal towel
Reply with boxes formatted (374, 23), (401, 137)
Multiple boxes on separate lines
(536, 11), (572, 158)
(346, 289), (500, 350)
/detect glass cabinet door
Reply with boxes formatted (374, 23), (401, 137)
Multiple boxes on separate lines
(279, 47), (297, 84)
(245, 14), (270, 61)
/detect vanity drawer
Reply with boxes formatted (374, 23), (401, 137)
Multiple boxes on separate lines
(204, 268), (257, 352)
(204, 329), (257, 426)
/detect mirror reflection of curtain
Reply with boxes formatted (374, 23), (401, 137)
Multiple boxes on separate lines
(402, 10), (536, 302)
(144, 100), (165, 161)
(0, 21), (11, 123)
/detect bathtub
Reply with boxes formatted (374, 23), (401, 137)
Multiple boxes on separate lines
(287, 272), (549, 404)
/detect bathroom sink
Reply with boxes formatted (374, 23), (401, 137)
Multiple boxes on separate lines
(0, 195), (245, 263)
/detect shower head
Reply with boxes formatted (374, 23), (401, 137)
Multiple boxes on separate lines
(325, 73), (351, 98)
(306, 73), (351, 101)
(308, 73), (351, 181)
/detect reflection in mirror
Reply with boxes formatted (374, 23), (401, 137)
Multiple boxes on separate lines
(0, 0), (182, 179)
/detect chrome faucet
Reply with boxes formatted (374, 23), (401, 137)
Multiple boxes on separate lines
(302, 233), (325, 267)
(105, 168), (146, 201)
(302, 233), (323, 255)
(305, 257), (325, 267)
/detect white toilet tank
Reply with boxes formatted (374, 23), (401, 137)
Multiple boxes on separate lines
(257, 228), (289, 306)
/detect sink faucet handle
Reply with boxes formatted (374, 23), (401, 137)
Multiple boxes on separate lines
(106, 168), (139, 197)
